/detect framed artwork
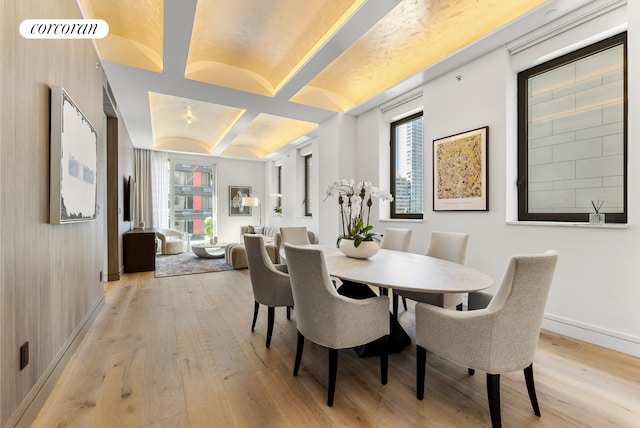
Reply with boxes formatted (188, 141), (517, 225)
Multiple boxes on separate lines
(229, 186), (252, 216)
(49, 86), (98, 224)
(433, 126), (488, 211)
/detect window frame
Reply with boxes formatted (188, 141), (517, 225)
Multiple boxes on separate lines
(517, 32), (627, 224)
(390, 111), (424, 220)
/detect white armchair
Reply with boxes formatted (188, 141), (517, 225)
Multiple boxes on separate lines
(156, 228), (187, 255)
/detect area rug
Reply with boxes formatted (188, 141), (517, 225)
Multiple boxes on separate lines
(155, 252), (233, 278)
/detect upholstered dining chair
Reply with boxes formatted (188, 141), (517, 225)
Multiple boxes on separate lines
(279, 226), (312, 245)
(379, 228), (412, 296)
(380, 228), (412, 252)
(243, 234), (294, 348)
(415, 251), (558, 428)
(393, 231), (469, 315)
(283, 243), (390, 407)
(156, 228), (188, 255)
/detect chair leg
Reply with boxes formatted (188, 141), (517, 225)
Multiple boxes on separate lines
(416, 345), (427, 400)
(293, 331), (304, 376)
(392, 292), (399, 321)
(266, 307), (275, 348)
(251, 301), (259, 332)
(524, 363), (541, 416)
(486, 373), (502, 428)
(402, 296), (407, 311)
(286, 306), (292, 320)
(380, 335), (389, 385)
(328, 348), (338, 407)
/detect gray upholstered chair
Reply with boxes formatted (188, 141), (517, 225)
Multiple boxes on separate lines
(393, 231), (469, 314)
(283, 243), (390, 407)
(156, 228), (188, 255)
(243, 234), (294, 348)
(415, 251), (558, 428)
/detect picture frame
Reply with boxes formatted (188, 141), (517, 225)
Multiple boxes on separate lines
(49, 86), (98, 224)
(433, 126), (488, 211)
(229, 185), (252, 216)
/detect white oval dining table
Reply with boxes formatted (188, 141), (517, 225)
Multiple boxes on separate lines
(284, 244), (494, 294)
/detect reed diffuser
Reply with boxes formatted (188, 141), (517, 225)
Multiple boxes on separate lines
(589, 199), (605, 224)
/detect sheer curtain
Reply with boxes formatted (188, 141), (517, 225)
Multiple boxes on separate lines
(152, 151), (169, 229)
(134, 149), (153, 228)
(134, 149), (169, 229)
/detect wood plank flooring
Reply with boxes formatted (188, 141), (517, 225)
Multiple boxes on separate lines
(32, 269), (640, 427)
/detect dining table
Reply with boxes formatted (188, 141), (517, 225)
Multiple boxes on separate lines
(282, 244), (494, 355)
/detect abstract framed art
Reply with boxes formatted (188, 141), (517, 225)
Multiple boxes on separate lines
(49, 86), (98, 224)
(433, 126), (488, 211)
(229, 185), (252, 216)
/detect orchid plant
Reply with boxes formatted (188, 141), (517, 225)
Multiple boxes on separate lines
(325, 179), (394, 248)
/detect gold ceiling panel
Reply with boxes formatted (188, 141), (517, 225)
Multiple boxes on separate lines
(149, 92), (245, 154)
(290, 0), (545, 112)
(222, 114), (318, 159)
(185, 0), (365, 96)
(77, 0), (164, 72)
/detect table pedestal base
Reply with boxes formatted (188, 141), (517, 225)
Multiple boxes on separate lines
(337, 281), (411, 357)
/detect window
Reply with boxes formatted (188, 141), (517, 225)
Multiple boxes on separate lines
(518, 33), (627, 223)
(304, 154), (312, 216)
(390, 112), (424, 219)
(170, 162), (217, 240)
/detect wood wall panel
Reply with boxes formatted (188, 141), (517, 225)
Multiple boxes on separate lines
(0, 0), (107, 426)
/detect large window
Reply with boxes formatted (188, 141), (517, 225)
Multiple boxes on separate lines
(518, 33), (627, 223)
(390, 112), (424, 219)
(170, 162), (216, 240)
(304, 154), (312, 216)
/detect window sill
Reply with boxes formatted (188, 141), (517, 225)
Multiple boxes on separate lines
(380, 218), (424, 223)
(506, 221), (627, 229)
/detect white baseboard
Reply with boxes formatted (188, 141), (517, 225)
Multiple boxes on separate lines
(543, 313), (640, 358)
(8, 295), (105, 428)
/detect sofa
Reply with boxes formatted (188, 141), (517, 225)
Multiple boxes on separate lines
(225, 225), (316, 269)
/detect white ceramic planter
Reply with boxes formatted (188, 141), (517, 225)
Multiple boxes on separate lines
(338, 239), (380, 259)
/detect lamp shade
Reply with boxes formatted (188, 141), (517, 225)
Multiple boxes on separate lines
(241, 196), (260, 207)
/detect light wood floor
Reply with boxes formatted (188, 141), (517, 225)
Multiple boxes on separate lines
(32, 269), (640, 427)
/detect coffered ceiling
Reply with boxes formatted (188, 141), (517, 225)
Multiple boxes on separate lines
(77, 0), (581, 160)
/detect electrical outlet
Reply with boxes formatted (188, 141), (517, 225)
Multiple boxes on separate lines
(20, 342), (29, 370)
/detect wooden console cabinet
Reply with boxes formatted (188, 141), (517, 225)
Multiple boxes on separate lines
(123, 229), (156, 273)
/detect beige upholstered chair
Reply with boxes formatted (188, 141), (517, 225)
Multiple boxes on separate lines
(156, 228), (188, 255)
(415, 251), (558, 428)
(243, 235), (294, 348)
(380, 228), (412, 252)
(279, 226), (311, 245)
(379, 228), (412, 296)
(393, 231), (469, 314)
(283, 243), (390, 407)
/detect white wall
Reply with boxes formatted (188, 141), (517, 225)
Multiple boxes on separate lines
(352, 3), (640, 357)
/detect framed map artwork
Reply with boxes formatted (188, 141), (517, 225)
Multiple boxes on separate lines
(433, 126), (488, 211)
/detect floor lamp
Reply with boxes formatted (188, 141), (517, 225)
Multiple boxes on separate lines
(242, 195), (261, 226)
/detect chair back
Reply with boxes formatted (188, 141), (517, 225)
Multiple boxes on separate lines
(244, 234), (289, 306)
(380, 228), (412, 252)
(426, 231), (469, 264)
(486, 251), (558, 371)
(283, 244), (340, 341)
(280, 227), (311, 245)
